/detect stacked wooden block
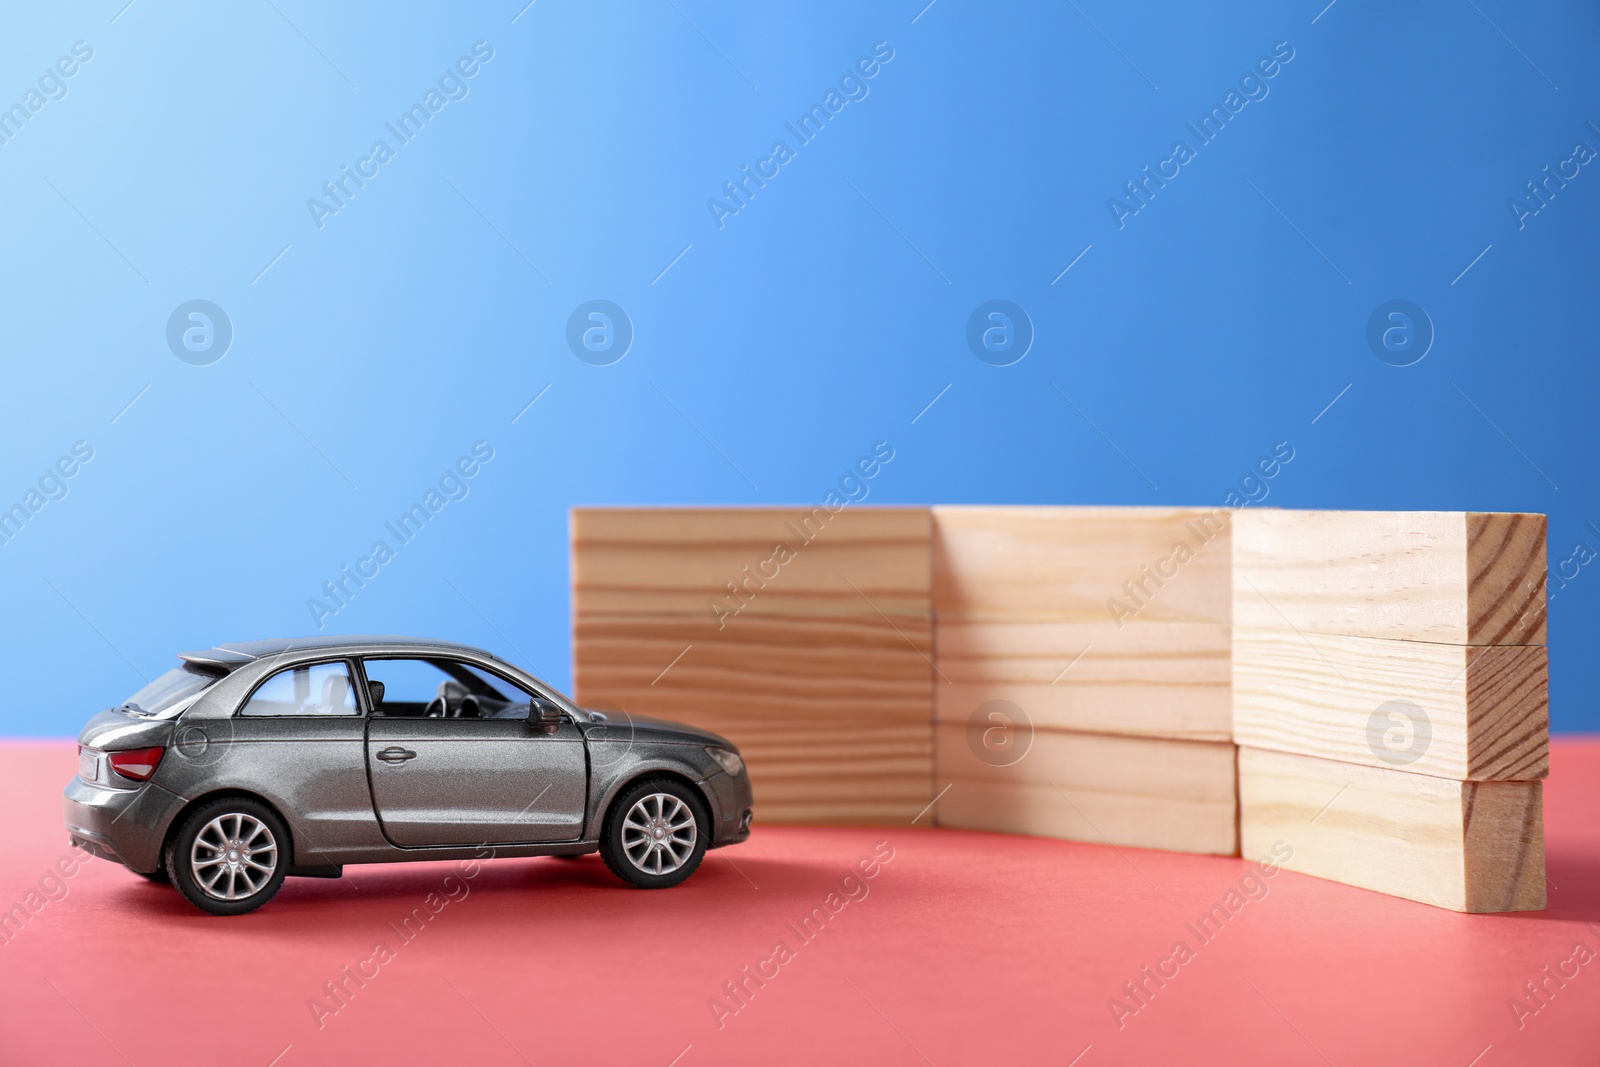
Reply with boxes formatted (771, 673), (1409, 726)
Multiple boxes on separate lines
(929, 507), (1238, 855)
(1232, 511), (1549, 913)
(571, 507), (936, 824)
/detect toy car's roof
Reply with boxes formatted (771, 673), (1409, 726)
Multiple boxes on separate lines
(178, 635), (496, 669)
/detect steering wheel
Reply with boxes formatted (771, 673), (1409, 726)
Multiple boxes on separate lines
(425, 681), (475, 719)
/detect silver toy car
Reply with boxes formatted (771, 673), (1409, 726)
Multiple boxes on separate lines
(63, 636), (753, 915)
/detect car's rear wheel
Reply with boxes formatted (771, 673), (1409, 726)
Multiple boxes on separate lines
(600, 779), (709, 889)
(165, 797), (289, 916)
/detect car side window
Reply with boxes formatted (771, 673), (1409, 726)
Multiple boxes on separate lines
(362, 657), (537, 720)
(455, 662), (539, 721)
(240, 661), (359, 716)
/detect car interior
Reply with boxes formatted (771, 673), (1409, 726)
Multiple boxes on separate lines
(239, 661), (361, 716)
(362, 657), (538, 720)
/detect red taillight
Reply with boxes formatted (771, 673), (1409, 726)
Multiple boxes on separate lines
(106, 747), (164, 781)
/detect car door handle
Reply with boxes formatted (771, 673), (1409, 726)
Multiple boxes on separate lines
(376, 746), (417, 764)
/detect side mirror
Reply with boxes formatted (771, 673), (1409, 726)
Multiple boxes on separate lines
(532, 698), (563, 731)
(367, 680), (386, 708)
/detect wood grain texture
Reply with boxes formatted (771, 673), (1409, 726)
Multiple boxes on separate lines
(573, 611), (933, 824)
(1461, 771), (1549, 912)
(935, 617), (1231, 741)
(932, 506), (1233, 623)
(572, 507), (931, 618)
(1232, 629), (1548, 780)
(1232, 510), (1547, 645)
(933, 723), (1238, 855)
(1238, 747), (1545, 913)
(1465, 513), (1549, 645)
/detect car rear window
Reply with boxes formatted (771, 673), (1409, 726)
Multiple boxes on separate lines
(121, 664), (223, 719)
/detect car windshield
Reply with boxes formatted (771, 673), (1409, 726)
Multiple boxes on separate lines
(120, 664), (223, 719)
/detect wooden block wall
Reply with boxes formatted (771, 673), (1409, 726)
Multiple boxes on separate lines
(571, 507), (936, 824)
(572, 503), (1550, 910)
(1233, 510), (1549, 912)
(929, 506), (1238, 854)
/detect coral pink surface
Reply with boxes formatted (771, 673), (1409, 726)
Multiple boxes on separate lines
(3, 739), (1598, 1065)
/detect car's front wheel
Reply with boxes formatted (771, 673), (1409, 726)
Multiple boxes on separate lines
(165, 797), (289, 916)
(600, 779), (709, 889)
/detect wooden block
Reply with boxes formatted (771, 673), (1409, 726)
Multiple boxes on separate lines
(933, 722), (1237, 855)
(1238, 747), (1544, 912)
(932, 506), (1233, 623)
(1233, 629), (1548, 780)
(573, 611), (933, 824)
(1233, 511), (1546, 644)
(935, 617), (1231, 741)
(572, 507), (931, 618)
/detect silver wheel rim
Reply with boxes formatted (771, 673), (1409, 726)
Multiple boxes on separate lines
(621, 792), (697, 875)
(190, 813), (277, 901)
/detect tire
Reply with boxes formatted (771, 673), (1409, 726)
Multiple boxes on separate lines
(165, 797), (290, 916)
(599, 779), (710, 889)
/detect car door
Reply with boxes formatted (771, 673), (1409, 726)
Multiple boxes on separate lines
(225, 658), (375, 858)
(360, 656), (587, 846)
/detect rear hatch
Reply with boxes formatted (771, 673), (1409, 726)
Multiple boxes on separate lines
(76, 662), (226, 786)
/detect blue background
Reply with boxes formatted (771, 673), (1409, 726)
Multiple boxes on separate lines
(2, 1), (1595, 736)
